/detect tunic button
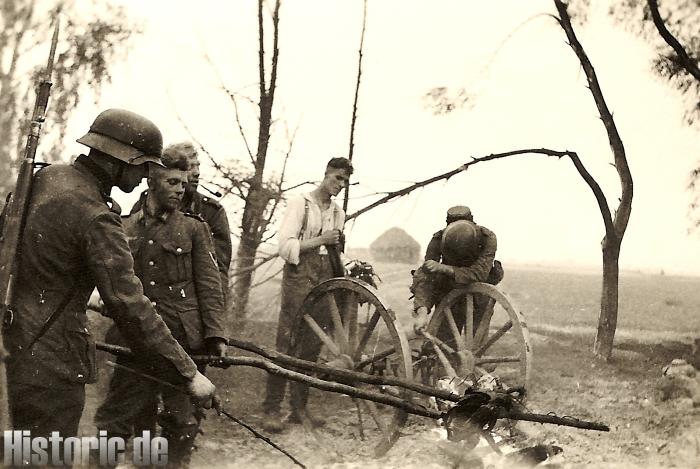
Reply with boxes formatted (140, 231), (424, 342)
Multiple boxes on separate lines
(176, 247), (182, 253)
(149, 280), (156, 286)
(151, 301), (157, 307)
(148, 240), (154, 245)
(148, 260), (155, 266)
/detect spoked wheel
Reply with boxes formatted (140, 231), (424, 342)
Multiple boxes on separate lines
(415, 283), (531, 393)
(294, 277), (413, 457)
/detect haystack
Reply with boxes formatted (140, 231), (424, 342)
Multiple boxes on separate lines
(370, 227), (421, 264)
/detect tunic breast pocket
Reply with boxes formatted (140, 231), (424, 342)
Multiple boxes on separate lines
(161, 240), (193, 283)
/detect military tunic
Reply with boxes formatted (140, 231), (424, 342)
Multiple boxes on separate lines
(131, 190), (232, 294)
(95, 204), (226, 446)
(3, 155), (197, 442)
(411, 224), (502, 346)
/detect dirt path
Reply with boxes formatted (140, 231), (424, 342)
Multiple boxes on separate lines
(81, 320), (700, 468)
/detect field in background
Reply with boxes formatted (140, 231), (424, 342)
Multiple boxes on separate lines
(245, 258), (700, 342)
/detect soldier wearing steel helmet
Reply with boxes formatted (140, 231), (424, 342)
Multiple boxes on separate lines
(2, 109), (215, 460)
(411, 205), (503, 334)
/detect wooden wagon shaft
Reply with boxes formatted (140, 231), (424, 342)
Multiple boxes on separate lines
(226, 337), (462, 401)
(95, 342), (609, 431)
(96, 340), (460, 402)
(96, 341), (440, 418)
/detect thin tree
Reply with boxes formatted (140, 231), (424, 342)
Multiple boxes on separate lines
(0, 0), (137, 198)
(231, 0), (283, 321)
(343, 0), (368, 213)
(552, 0), (633, 359)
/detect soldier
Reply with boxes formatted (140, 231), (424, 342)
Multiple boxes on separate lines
(261, 157), (353, 433)
(94, 149), (227, 468)
(2, 109), (215, 462)
(411, 205), (503, 336)
(130, 142), (232, 300)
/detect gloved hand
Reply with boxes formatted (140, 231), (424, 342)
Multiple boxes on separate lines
(206, 337), (228, 357)
(187, 370), (216, 408)
(423, 260), (454, 276)
(412, 306), (430, 335)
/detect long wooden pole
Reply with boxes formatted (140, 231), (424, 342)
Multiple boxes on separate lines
(96, 342), (609, 432)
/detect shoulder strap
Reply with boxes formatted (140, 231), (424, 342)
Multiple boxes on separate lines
(297, 198), (309, 240)
(24, 288), (78, 352)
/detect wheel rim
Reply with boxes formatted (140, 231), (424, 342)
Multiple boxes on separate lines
(297, 277), (412, 457)
(418, 282), (532, 391)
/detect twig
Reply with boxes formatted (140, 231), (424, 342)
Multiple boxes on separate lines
(343, 0), (368, 214)
(105, 361), (306, 468)
(218, 409), (307, 468)
(231, 252), (279, 276)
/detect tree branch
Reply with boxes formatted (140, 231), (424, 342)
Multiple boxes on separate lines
(198, 46), (256, 165)
(646, 0), (700, 83)
(230, 252), (278, 276)
(343, 0), (367, 214)
(554, 0), (632, 241)
(267, 0), (281, 111)
(347, 148), (605, 221)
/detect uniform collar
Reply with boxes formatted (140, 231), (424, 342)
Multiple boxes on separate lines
(141, 193), (172, 224)
(73, 154), (113, 198)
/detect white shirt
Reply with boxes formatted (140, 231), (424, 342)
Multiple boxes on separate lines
(277, 193), (345, 265)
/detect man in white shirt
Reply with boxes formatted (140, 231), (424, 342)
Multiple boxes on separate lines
(261, 157), (353, 433)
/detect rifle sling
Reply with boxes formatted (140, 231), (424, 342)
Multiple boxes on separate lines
(24, 287), (78, 352)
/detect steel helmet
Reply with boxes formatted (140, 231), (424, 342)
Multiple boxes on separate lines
(77, 109), (164, 166)
(441, 219), (480, 267)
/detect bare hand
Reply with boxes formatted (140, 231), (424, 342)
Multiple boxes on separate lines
(413, 306), (429, 335)
(187, 371), (216, 408)
(320, 229), (341, 245)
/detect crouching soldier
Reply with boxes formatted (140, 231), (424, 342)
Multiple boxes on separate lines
(94, 149), (228, 468)
(411, 205), (503, 343)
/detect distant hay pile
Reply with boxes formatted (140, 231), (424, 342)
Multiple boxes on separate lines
(370, 227), (421, 264)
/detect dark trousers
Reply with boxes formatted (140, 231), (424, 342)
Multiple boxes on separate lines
(4, 381), (85, 467)
(94, 352), (205, 469)
(262, 252), (334, 414)
(411, 262), (504, 348)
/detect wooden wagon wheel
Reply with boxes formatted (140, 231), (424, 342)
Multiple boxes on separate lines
(294, 277), (413, 457)
(416, 282), (532, 393)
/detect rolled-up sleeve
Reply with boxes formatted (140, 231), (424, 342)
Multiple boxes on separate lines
(277, 196), (305, 265)
(453, 226), (497, 285)
(84, 212), (197, 381)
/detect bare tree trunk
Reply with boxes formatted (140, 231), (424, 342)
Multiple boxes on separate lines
(594, 239), (620, 358)
(233, 189), (269, 319)
(232, 0), (281, 321)
(555, 0), (633, 361)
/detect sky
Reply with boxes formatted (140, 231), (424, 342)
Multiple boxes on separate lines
(62, 0), (700, 275)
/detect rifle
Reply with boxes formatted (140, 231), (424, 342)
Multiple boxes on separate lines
(0, 17), (60, 431)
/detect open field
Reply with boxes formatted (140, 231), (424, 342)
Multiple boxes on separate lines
(82, 261), (700, 468)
